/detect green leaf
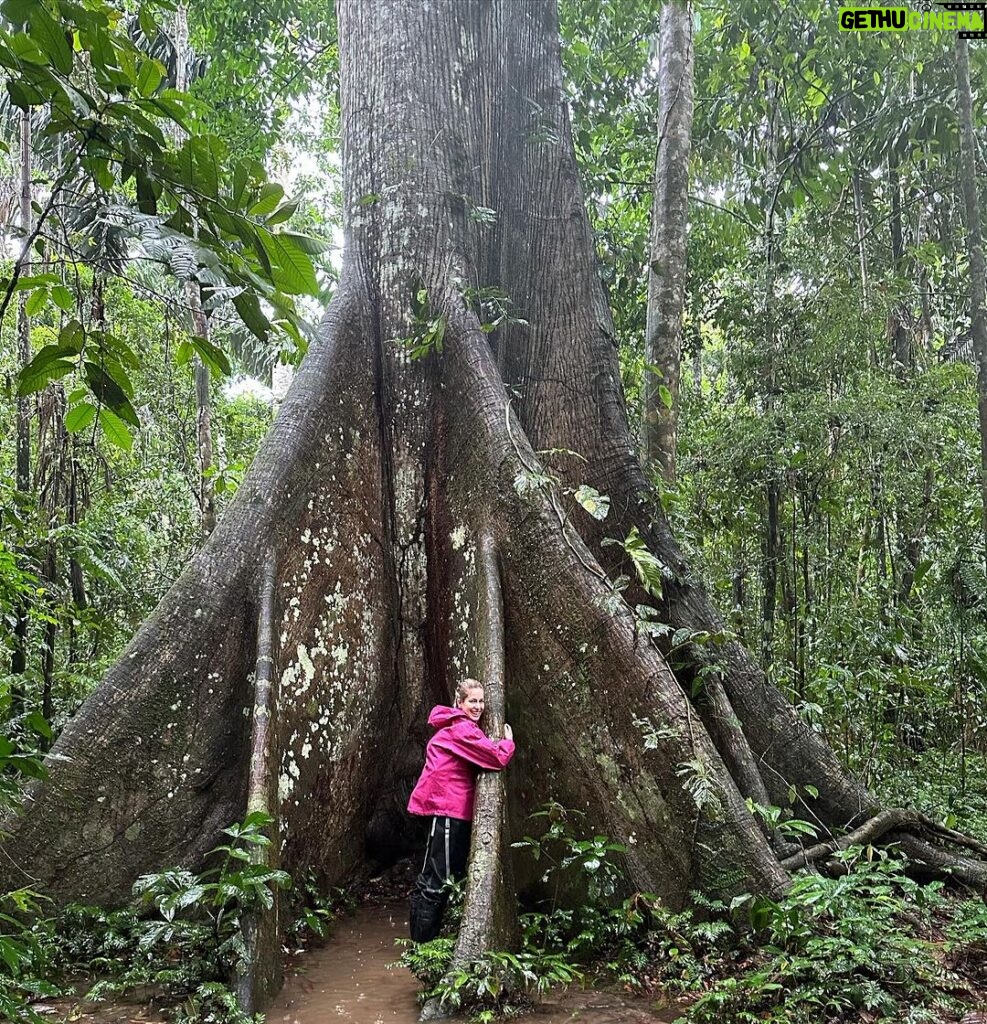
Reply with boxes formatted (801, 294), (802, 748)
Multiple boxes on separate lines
(912, 559), (934, 588)
(147, 89), (190, 129)
(574, 484), (610, 521)
(135, 57), (164, 97)
(25, 710), (52, 740)
(7, 76), (49, 110)
(7, 272), (58, 291)
(17, 347), (76, 395)
(28, 7), (73, 75)
(50, 284), (74, 312)
(64, 402), (97, 433)
(100, 331), (140, 371)
(266, 200), (299, 227)
(248, 183), (284, 218)
(24, 286), (49, 316)
(98, 407), (133, 450)
(623, 526), (664, 598)
(190, 336), (231, 378)
(232, 160), (251, 209)
(282, 231), (332, 255)
(232, 290), (270, 341)
(138, 4), (157, 40)
(1, 0), (38, 25)
(174, 339), (194, 368)
(9, 30), (48, 65)
(84, 362), (139, 426)
(58, 318), (85, 353)
(259, 230), (318, 296)
(191, 135), (221, 198)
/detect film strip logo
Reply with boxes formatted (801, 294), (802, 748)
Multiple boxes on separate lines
(934, 1), (987, 38)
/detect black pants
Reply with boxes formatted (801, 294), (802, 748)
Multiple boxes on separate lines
(409, 815), (471, 942)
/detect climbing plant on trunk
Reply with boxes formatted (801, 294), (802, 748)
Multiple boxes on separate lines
(4, 0), (987, 998)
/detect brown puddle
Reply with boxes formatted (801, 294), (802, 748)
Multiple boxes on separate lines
(270, 903), (419, 1023)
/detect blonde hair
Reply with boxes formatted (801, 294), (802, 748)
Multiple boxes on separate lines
(455, 679), (484, 706)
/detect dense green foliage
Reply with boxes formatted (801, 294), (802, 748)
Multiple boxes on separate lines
(0, 0), (334, 744)
(565, 1), (987, 786)
(401, 807), (987, 1023)
(0, 813), (290, 1023)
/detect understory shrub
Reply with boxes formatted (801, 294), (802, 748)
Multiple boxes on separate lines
(28, 812), (289, 1024)
(681, 850), (982, 1024)
(399, 807), (987, 1024)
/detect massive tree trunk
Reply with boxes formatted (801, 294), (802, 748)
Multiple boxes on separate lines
(3, 0), (986, 996)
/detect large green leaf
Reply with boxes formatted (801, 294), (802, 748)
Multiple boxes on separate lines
(135, 56), (164, 97)
(64, 402), (97, 433)
(17, 344), (79, 395)
(97, 407), (133, 450)
(233, 289), (270, 341)
(189, 335), (232, 378)
(248, 182), (284, 218)
(258, 229), (318, 296)
(83, 362), (139, 426)
(28, 6), (72, 75)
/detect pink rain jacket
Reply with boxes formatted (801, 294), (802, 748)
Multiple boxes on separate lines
(407, 705), (515, 821)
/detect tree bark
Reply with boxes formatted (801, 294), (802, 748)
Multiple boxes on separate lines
(642, 0), (694, 483)
(955, 37), (987, 569)
(233, 551), (281, 1013)
(3, 4), (985, 1000)
(174, 2), (216, 538)
(10, 107), (33, 712)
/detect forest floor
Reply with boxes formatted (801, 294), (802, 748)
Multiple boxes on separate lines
(29, 853), (987, 1024)
(33, 899), (679, 1024)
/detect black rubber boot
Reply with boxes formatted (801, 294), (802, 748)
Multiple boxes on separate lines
(409, 816), (471, 941)
(409, 888), (446, 943)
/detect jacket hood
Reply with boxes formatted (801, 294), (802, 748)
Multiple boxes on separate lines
(428, 705), (468, 728)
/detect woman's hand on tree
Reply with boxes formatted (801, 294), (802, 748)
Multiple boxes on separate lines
(503, 723), (513, 741)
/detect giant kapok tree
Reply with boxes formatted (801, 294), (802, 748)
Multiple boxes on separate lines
(5, 0), (987, 1005)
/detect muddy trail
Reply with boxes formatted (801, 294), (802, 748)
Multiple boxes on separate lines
(270, 903), (679, 1024)
(40, 903), (680, 1024)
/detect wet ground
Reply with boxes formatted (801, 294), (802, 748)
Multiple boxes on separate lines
(269, 903), (418, 1023)
(38, 903), (679, 1024)
(270, 903), (679, 1024)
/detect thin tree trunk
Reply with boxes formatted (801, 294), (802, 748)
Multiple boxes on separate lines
(174, 3), (215, 537)
(11, 107), (33, 713)
(233, 551), (282, 1012)
(852, 166), (877, 368)
(643, 0), (694, 483)
(762, 472), (781, 670)
(761, 101), (782, 674)
(191, 293), (216, 535)
(955, 37), (987, 568)
(888, 151), (912, 372)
